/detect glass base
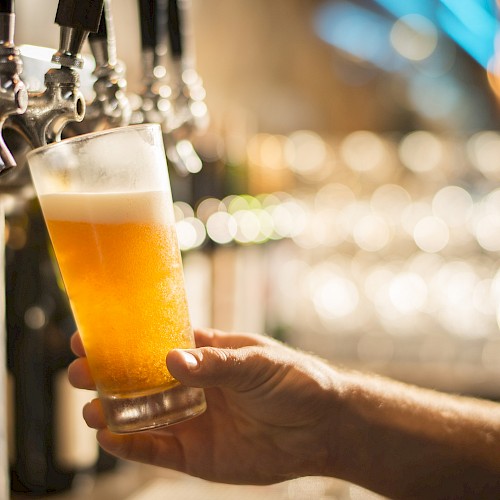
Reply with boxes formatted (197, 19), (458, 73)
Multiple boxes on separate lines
(101, 384), (207, 434)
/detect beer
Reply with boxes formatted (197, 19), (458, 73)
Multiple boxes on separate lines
(28, 124), (206, 432)
(41, 190), (192, 396)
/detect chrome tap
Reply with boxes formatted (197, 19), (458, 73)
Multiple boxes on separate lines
(65, 0), (131, 136)
(134, 0), (174, 126)
(8, 67), (85, 148)
(0, 0), (27, 174)
(133, 0), (207, 176)
(7, 0), (104, 149)
(166, 0), (208, 139)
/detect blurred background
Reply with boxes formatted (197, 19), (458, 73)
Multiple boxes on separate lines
(6, 0), (500, 498)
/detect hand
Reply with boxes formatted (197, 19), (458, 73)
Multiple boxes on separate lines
(68, 328), (343, 485)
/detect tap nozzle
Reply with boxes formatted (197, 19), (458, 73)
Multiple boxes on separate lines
(67, 0), (130, 135)
(52, 0), (104, 70)
(8, 67), (85, 149)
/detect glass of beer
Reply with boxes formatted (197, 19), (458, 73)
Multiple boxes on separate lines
(27, 124), (207, 433)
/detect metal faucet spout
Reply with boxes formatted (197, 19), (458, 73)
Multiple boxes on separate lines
(8, 68), (85, 148)
(65, 0), (131, 135)
(6, 0), (104, 149)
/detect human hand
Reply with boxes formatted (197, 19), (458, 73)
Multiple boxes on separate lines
(68, 328), (343, 485)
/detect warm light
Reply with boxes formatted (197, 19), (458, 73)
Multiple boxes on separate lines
(399, 131), (444, 173)
(473, 189), (500, 252)
(312, 276), (359, 318)
(431, 261), (483, 338)
(196, 197), (225, 223)
(176, 140), (203, 174)
(153, 65), (167, 79)
(191, 100), (208, 119)
(270, 200), (307, 238)
(432, 185), (473, 227)
(255, 209), (275, 240)
(413, 216), (449, 253)
(474, 213), (500, 252)
(158, 85), (172, 98)
(390, 14), (438, 62)
(401, 201), (432, 236)
(157, 99), (171, 114)
(389, 272), (428, 313)
(247, 133), (287, 170)
(227, 195), (260, 213)
(353, 214), (392, 252)
(233, 210), (261, 244)
(284, 130), (329, 177)
(176, 217), (206, 251)
(206, 212), (237, 244)
(473, 279), (496, 315)
(315, 183), (356, 210)
(340, 131), (386, 172)
(364, 266), (395, 303)
(173, 201), (194, 221)
(370, 184), (412, 224)
(467, 131), (500, 179)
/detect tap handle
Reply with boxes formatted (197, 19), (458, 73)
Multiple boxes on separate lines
(88, 2), (107, 41)
(0, 0), (14, 46)
(167, 0), (182, 60)
(0, 1), (14, 14)
(138, 0), (170, 69)
(138, 0), (157, 52)
(55, 0), (103, 33)
(52, 0), (104, 69)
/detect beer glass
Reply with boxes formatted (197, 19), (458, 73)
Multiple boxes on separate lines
(27, 124), (207, 433)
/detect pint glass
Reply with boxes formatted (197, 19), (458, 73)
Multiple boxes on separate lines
(27, 124), (207, 433)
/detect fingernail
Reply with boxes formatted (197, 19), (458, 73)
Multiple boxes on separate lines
(180, 351), (199, 370)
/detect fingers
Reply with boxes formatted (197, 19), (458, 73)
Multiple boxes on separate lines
(167, 344), (280, 392)
(68, 358), (96, 390)
(83, 398), (107, 429)
(95, 428), (185, 472)
(84, 400), (187, 473)
(70, 332), (86, 357)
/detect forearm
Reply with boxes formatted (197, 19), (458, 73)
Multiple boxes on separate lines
(328, 369), (500, 499)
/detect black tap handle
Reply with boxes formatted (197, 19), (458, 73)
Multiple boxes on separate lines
(138, 0), (156, 51)
(88, 2), (107, 41)
(55, 0), (103, 33)
(167, 0), (182, 59)
(0, 0), (14, 14)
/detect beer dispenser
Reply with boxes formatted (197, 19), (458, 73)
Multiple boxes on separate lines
(134, 0), (207, 202)
(0, 0), (207, 494)
(0, 0), (106, 494)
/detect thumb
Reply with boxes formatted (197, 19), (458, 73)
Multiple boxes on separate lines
(167, 346), (276, 392)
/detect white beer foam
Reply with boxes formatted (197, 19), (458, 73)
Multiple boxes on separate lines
(39, 191), (174, 224)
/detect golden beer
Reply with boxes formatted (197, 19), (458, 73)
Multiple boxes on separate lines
(28, 124), (206, 432)
(42, 190), (193, 396)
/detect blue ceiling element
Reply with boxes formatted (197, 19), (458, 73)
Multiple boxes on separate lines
(374, 0), (498, 69)
(437, 0), (497, 68)
(314, 2), (405, 71)
(314, 0), (498, 71)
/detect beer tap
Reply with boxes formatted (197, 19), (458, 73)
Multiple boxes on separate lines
(65, 0), (131, 135)
(0, 0), (27, 175)
(135, 0), (173, 126)
(134, 0), (206, 176)
(167, 0), (208, 139)
(7, 0), (104, 149)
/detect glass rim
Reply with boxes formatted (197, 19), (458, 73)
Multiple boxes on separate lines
(26, 123), (163, 161)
